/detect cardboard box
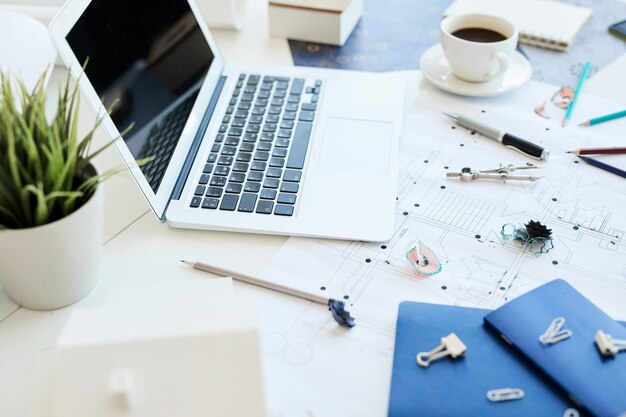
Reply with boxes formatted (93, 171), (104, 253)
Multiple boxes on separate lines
(269, 0), (364, 46)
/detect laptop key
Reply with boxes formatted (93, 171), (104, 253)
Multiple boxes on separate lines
(215, 133), (225, 142)
(225, 183), (243, 194)
(254, 151), (269, 161)
(278, 129), (292, 138)
(236, 152), (252, 162)
(214, 166), (230, 176)
(274, 204), (294, 216)
(271, 98), (284, 107)
(275, 139), (290, 148)
(206, 187), (223, 198)
(277, 193), (297, 204)
(241, 93), (254, 102)
(286, 122), (312, 169)
(260, 132), (274, 142)
(231, 119), (245, 128)
(221, 146), (237, 156)
(302, 103), (317, 111)
(299, 111), (315, 122)
(260, 189), (277, 200)
(268, 106), (282, 114)
(244, 85), (256, 94)
(266, 168), (282, 178)
(249, 115), (263, 124)
(263, 178), (279, 189)
(233, 162), (249, 172)
(219, 194), (239, 211)
(248, 75), (261, 85)
(315, 79), (323, 86)
(311, 95), (319, 103)
(218, 155), (233, 165)
(280, 182), (299, 193)
(252, 107), (266, 116)
(285, 103), (298, 112)
(240, 143), (255, 152)
(211, 143), (221, 153)
(257, 142), (272, 151)
(251, 161), (267, 171)
(229, 98), (237, 106)
(190, 196), (202, 208)
(224, 137), (239, 146)
(272, 148), (288, 158)
(283, 170), (302, 182)
(238, 193), (258, 212)
(246, 125), (261, 134)
(243, 134), (257, 143)
(229, 173), (245, 183)
(256, 200), (274, 214)
(244, 182), (261, 193)
(225, 106), (234, 114)
(266, 114), (279, 124)
(203, 163), (214, 174)
(202, 198), (219, 209)
(276, 81), (289, 90)
(238, 102), (251, 110)
(280, 120), (295, 129)
(270, 158), (285, 168)
(210, 176), (226, 187)
(290, 78), (305, 95)
(194, 185), (206, 196)
(287, 94), (300, 104)
(263, 123), (277, 133)
(199, 174), (209, 185)
(238, 74), (246, 81)
(228, 127), (243, 136)
(283, 111), (296, 120)
(247, 171), (263, 182)
(260, 82), (273, 91)
(256, 98), (269, 107)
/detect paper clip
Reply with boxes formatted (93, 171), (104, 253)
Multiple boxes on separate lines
(416, 333), (467, 368)
(594, 330), (626, 356)
(563, 408), (580, 417)
(487, 388), (525, 402)
(539, 317), (572, 345)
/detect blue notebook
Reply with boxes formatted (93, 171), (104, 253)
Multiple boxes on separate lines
(388, 301), (587, 417)
(484, 279), (626, 417)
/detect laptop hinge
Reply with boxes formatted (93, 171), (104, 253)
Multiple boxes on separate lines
(169, 75), (227, 204)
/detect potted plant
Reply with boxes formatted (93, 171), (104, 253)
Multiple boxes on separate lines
(0, 70), (119, 310)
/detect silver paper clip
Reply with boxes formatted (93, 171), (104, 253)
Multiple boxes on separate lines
(594, 330), (626, 356)
(563, 408), (580, 417)
(487, 388), (525, 402)
(446, 164), (542, 182)
(539, 317), (572, 345)
(416, 332), (467, 368)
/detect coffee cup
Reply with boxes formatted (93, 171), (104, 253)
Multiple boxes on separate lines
(441, 14), (518, 82)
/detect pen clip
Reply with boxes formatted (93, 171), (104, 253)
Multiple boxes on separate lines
(505, 145), (543, 161)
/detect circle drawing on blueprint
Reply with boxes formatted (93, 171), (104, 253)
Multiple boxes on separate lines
(260, 332), (288, 355)
(284, 343), (314, 366)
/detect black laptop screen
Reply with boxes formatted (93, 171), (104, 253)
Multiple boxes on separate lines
(67, 0), (214, 192)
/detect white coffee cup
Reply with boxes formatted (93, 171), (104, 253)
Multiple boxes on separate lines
(441, 14), (518, 82)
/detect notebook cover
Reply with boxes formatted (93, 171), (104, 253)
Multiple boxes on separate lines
(444, 0), (592, 51)
(484, 279), (626, 417)
(388, 301), (586, 417)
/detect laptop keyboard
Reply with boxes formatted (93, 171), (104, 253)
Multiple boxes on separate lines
(189, 73), (321, 216)
(141, 91), (199, 191)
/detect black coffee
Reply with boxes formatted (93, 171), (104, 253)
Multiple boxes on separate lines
(451, 27), (507, 43)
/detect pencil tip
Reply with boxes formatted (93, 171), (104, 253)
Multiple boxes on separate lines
(565, 151), (571, 153)
(442, 112), (456, 120)
(562, 120), (568, 127)
(578, 121), (589, 127)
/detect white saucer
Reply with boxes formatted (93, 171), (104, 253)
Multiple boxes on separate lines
(420, 44), (532, 97)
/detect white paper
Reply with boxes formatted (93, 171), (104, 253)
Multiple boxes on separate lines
(254, 72), (626, 416)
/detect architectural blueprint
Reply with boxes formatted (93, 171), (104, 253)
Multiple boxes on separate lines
(250, 73), (626, 417)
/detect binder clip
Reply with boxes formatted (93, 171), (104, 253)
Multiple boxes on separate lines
(486, 388), (525, 402)
(594, 330), (626, 356)
(539, 317), (572, 345)
(563, 408), (580, 417)
(416, 332), (467, 368)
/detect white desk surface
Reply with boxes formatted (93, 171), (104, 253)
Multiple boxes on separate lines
(1, 1), (626, 415)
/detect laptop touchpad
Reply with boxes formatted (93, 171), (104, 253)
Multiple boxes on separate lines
(318, 117), (393, 175)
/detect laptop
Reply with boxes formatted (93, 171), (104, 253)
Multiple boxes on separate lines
(49, 0), (405, 241)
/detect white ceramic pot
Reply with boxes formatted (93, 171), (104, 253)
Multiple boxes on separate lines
(0, 183), (104, 310)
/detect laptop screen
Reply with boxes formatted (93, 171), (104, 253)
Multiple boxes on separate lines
(66, 0), (215, 192)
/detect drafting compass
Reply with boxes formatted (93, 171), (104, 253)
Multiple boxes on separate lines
(446, 164), (542, 182)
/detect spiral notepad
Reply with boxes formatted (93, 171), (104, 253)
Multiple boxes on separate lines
(444, 0), (593, 51)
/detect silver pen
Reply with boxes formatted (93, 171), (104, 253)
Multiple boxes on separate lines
(444, 112), (550, 161)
